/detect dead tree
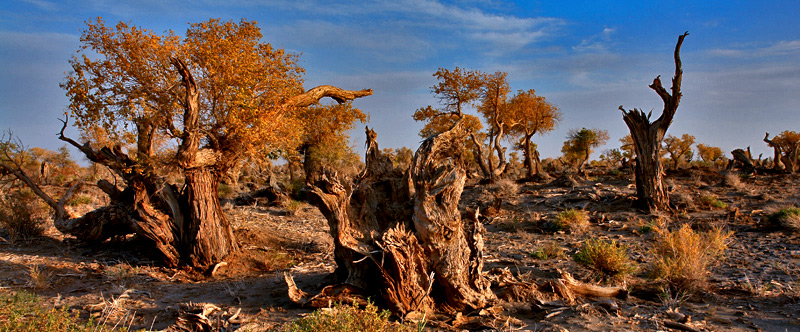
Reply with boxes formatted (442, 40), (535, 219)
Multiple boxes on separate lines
(299, 120), (494, 317)
(619, 32), (689, 212)
(763, 133), (786, 171)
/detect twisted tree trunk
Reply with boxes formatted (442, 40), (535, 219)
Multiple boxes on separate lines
(763, 133), (785, 171)
(51, 58), (372, 268)
(303, 121), (494, 317)
(619, 32), (688, 212)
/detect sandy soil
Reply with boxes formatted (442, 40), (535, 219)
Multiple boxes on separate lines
(1, 168), (799, 331)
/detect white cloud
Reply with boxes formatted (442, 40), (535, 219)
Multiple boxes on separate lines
(708, 39), (800, 58)
(256, 0), (564, 55)
(21, 0), (58, 11)
(573, 26), (616, 53)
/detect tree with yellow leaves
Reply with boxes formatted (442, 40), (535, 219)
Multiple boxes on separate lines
(505, 89), (561, 179)
(764, 130), (800, 173)
(56, 18), (371, 267)
(561, 128), (609, 174)
(663, 134), (695, 170)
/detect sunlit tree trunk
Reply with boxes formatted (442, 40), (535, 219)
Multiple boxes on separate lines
(620, 32), (688, 211)
(306, 121), (494, 317)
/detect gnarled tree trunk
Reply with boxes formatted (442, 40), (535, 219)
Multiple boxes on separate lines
(620, 32), (688, 212)
(763, 133), (786, 171)
(51, 58), (372, 268)
(304, 120), (494, 317)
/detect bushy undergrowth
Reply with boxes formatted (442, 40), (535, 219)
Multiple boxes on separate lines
(529, 242), (565, 260)
(699, 195), (727, 209)
(489, 178), (519, 198)
(0, 291), (121, 332)
(648, 224), (732, 292)
(767, 207), (800, 231)
(553, 208), (590, 234)
(285, 300), (420, 332)
(0, 189), (48, 241)
(283, 199), (305, 216)
(66, 195), (92, 207)
(574, 239), (636, 279)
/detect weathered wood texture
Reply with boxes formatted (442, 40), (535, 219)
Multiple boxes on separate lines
(51, 58), (372, 268)
(306, 121), (494, 317)
(619, 32), (688, 211)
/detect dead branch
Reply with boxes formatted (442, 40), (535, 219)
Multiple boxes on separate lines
(285, 85), (373, 108)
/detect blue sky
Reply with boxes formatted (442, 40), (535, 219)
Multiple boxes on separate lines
(1, 0), (799, 162)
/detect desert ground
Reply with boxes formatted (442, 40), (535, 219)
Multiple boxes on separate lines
(1, 167), (799, 331)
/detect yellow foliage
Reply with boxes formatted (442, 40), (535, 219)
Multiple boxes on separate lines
(62, 18), (306, 169)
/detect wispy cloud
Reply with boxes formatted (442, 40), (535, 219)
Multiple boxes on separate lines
(21, 0), (58, 11)
(708, 40), (800, 58)
(573, 27), (616, 53)
(256, 0), (564, 56)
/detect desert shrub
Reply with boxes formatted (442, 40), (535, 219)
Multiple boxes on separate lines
(552, 208), (590, 234)
(723, 172), (746, 190)
(0, 189), (48, 240)
(26, 265), (52, 290)
(699, 195), (727, 209)
(530, 242), (565, 260)
(636, 216), (669, 235)
(285, 300), (418, 332)
(767, 207), (800, 231)
(574, 239), (636, 279)
(218, 183), (235, 199)
(0, 291), (116, 332)
(66, 195), (92, 207)
(647, 224), (732, 292)
(283, 199), (305, 216)
(489, 178), (519, 197)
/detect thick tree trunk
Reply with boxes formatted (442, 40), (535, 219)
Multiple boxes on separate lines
(183, 168), (237, 267)
(523, 134), (535, 178)
(49, 58), (372, 268)
(470, 134), (491, 178)
(305, 121), (494, 317)
(764, 133), (786, 171)
(492, 124), (508, 178)
(619, 32), (688, 212)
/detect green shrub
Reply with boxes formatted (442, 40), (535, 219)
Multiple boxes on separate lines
(284, 199), (305, 216)
(574, 239), (636, 279)
(767, 207), (800, 231)
(67, 195), (92, 207)
(699, 195), (727, 209)
(285, 300), (418, 332)
(529, 242), (565, 260)
(218, 183), (234, 198)
(553, 208), (590, 234)
(0, 290), (119, 331)
(647, 224), (732, 292)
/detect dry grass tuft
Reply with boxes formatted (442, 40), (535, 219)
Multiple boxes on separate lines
(699, 194), (727, 209)
(647, 224), (732, 292)
(285, 300), (420, 332)
(529, 242), (566, 260)
(767, 207), (800, 231)
(0, 189), (48, 241)
(283, 199), (305, 216)
(0, 291), (120, 332)
(573, 238), (636, 279)
(553, 208), (590, 234)
(490, 178), (519, 198)
(723, 172), (746, 190)
(26, 265), (52, 290)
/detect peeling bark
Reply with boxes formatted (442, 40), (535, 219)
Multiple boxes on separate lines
(48, 57), (372, 268)
(302, 120), (494, 317)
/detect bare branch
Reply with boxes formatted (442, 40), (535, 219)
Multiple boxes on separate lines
(285, 85), (373, 108)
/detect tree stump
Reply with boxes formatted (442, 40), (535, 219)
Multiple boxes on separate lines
(304, 121), (494, 317)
